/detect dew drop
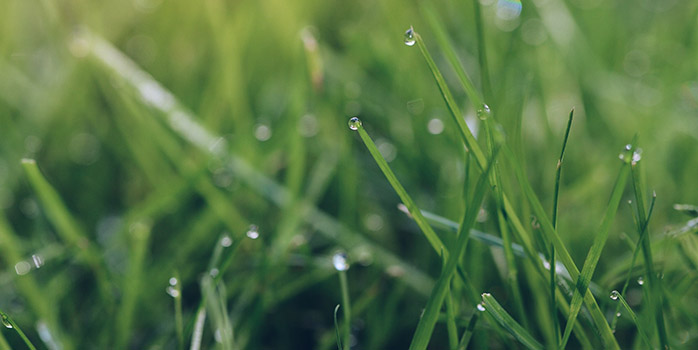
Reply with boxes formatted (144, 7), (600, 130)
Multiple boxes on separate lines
(221, 235), (233, 247)
(637, 276), (644, 285)
(618, 154), (625, 161)
(631, 148), (642, 164)
(14, 261), (31, 275)
(348, 117), (362, 131)
(332, 252), (349, 272)
(31, 254), (44, 269)
(404, 27), (416, 46)
(1, 315), (11, 329)
(166, 286), (180, 298)
(210, 268), (219, 277)
(625, 144), (632, 151)
(477, 303), (486, 312)
(610, 290), (620, 301)
(616, 312), (622, 317)
(169, 277), (178, 286)
(477, 104), (491, 120)
(246, 225), (259, 239)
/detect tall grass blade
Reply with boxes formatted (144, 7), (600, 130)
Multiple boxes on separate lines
(610, 291), (653, 349)
(480, 293), (544, 350)
(408, 148), (498, 350)
(338, 268), (351, 350)
(333, 305), (342, 350)
(559, 145), (632, 349)
(630, 152), (669, 349)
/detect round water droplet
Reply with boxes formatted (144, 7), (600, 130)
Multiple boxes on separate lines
(221, 235), (233, 247)
(618, 153), (625, 161)
(2, 315), (12, 329)
(166, 286), (180, 298)
(616, 312), (622, 317)
(333, 252), (349, 272)
(404, 27), (416, 46)
(477, 104), (492, 120)
(637, 276), (644, 285)
(14, 261), (31, 275)
(169, 277), (178, 286)
(246, 225), (259, 239)
(610, 290), (620, 301)
(631, 149), (642, 164)
(476, 303), (486, 312)
(625, 144), (632, 151)
(348, 117), (362, 131)
(210, 268), (219, 277)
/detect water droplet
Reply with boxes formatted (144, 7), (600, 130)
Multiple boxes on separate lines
(31, 254), (44, 269)
(625, 144), (632, 151)
(221, 235), (233, 247)
(333, 252), (349, 271)
(348, 117), (362, 131)
(169, 277), (178, 286)
(404, 27), (416, 46)
(166, 286), (180, 298)
(616, 312), (622, 317)
(14, 261), (31, 275)
(427, 118), (444, 135)
(477, 104), (492, 120)
(254, 124), (272, 141)
(631, 148), (642, 165)
(477, 303), (486, 312)
(542, 260), (551, 270)
(210, 268), (219, 277)
(1, 315), (12, 329)
(618, 153), (625, 161)
(246, 225), (259, 239)
(610, 290), (620, 300)
(637, 276), (644, 285)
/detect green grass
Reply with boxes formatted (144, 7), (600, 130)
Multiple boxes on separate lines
(1, 1), (698, 349)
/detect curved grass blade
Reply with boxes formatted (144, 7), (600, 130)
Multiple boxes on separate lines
(480, 293), (544, 350)
(408, 147), (498, 350)
(610, 291), (653, 348)
(352, 119), (446, 258)
(0, 310), (38, 350)
(333, 305), (342, 350)
(559, 145), (632, 349)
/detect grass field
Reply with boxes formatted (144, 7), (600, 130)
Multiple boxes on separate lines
(1, 0), (698, 349)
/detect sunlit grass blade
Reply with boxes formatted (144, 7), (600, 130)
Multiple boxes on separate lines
(189, 309), (206, 350)
(351, 118), (446, 258)
(408, 147), (498, 350)
(201, 275), (234, 349)
(20, 159), (112, 302)
(480, 293), (544, 350)
(559, 146), (631, 348)
(333, 305), (342, 350)
(336, 254), (351, 350)
(0, 310), (38, 350)
(630, 150), (669, 349)
(472, 0), (493, 102)
(609, 290), (653, 348)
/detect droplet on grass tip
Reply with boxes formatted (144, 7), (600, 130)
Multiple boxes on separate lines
(221, 235), (233, 247)
(246, 225), (260, 239)
(625, 144), (632, 151)
(477, 104), (491, 120)
(332, 252), (349, 272)
(31, 254), (44, 268)
(631, 149), (642, 165)
(1, 315), (11, 329)
(166, 286), (179, 298)
(616, 312), (622, 317)
(476, 303), (486, 312)
(348, 117), (362, 131)
(610, 290), (620, 300)
(404, 27), (416, 46)
(169, 277), (178, 286)
(637, 276), (645, 285)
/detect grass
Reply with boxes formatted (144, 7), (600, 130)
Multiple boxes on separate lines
(1, 0), (698, 349)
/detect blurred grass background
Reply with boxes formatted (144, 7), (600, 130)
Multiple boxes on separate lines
(1, 0), (697, 349)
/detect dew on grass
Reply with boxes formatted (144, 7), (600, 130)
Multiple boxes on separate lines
(616, 312), (622, 317)
(246, 225), (260, 239)
(14, 261), (31, 275)
(632, 149), (642, 165)
(610, 290), (620, 300)
(333, 252), (349, 272)
(625, 144), (632, 151)
(477, 303), (486, 312)
(427, 118), (444, 135)
(637, 276), (644, 285)
(1, 315), (11, 329)
(221, 235), (233, 247)
(210, 268), (219, 277)
(31, 254), (44, 269)
(169, 277), (178, 286)
(348, 117), (362, 131)
(477, 104), (491, 120)
(166, 286), (179, 298)
(254, 124), (272, 141)
(404, 27), (416, 46)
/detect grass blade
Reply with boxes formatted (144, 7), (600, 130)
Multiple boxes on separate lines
(350, 117), (446, 258)
(408, 148), (498, 350)
(480, 293), (544, 350)
(630, 150), (669, 349)
(559, 146), (631, 348)
(0, 310), (38, 350)
(337, 257), (351, 350)
(333, 305), (342, 350)
(610, 291), (653, 349)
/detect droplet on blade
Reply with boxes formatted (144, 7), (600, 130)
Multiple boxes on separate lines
(477, 104), (492, 120)
(476, 303), (486, 312)
(166, 286), (180, 298)
(348, 117), (362, 131)
(221, 235), (233, 247)
(333, 252), (349, 272)
(169, 277), (178, 286)
(404, 27), (416, 46)
(610, 290), (620, 300)
(637, 276), (644, 285)
(2, 315), (12, 329)
(246, 225), (259, 239)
